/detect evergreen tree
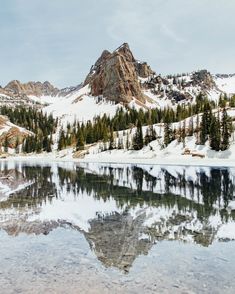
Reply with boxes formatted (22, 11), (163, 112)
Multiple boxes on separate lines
(200, 103), (212, 144)
(144, 125), (156, 145)
(126, 132), (130, 150)
(182, 120), (186, 148)
(177, 122), (182, 143)
(86, 121), (94, 144)
(221, 108), (232, 151)
(209, 113), (221, 151)
(76, 129), (85, 151)
(229, 95), (235, 107)
(188, 117), (194, 136)
(164, 122), (173, 147)
(195, 114), (200, 144)
(218, 94), (226, 108)
(133, 120), (144, 150)
(58, 129), (66, 150)
(109, 127), (115, 150)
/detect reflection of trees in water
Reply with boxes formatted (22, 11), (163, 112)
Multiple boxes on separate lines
(0, 164), (234, 223)
(57, 165), (235, 222)
(150, 168), (235, 221)
(0, 166), (58, 209)
(0, 163), (234, 267)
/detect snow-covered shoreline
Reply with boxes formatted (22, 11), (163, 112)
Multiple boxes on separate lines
(2, 151), (235, 168)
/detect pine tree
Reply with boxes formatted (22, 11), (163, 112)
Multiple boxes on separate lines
(182, 120), (186, 148)
(86, 121), (94, 144)
(209, 113), (221, 151)
(188, 117), (194, 136)
(144, 125), (156, 145)
(76, 129), (85, 151)
(109, 127), (115, 150)
(218, 94), (226, 108)
(58, 129), (66, 150)
(200, 103), (212, 144)
(126, 132), (130, 150)
(177, 121), (182, 143)
(164, 122), (173, 147)
(133, 120), (144, 150)
(221, 108), (232, 151)
(229, 95), (235, 107)
(195, 114), (200, 144)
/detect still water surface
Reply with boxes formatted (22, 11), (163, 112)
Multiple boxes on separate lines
(0, 161), (234, 293)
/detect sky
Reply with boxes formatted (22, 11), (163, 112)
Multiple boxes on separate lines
(0, 0), (234, 88)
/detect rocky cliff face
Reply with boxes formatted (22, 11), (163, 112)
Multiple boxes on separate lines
(84, 43), (154, 104)
(2, 80), (59, 97)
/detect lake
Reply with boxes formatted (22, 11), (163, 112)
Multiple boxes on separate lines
(0, 161), (234, 293)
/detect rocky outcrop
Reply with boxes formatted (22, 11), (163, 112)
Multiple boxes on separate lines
(0, 115), (32, 148)
(190, 70), (216, 90)
(3, 80), (59, 97)
(135, 62), (155, 78)
(84, 43), (154, 104)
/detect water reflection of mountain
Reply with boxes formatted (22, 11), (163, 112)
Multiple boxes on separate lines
(0, 162), (234, 271)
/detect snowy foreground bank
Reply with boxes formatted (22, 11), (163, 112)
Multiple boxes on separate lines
(4, 135), (235, 168)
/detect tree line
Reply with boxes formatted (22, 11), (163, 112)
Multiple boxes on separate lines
(163, 103), (233, 151)
(0, 92), (234, 153)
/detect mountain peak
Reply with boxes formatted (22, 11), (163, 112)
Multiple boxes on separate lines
(84, 43), (154, 104)
(114, 43), (135, 62)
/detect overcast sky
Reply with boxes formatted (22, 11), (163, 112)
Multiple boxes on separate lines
(0, 0), (234, 88)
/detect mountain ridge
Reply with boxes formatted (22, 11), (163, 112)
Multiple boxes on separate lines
(1, 42), (231, 107)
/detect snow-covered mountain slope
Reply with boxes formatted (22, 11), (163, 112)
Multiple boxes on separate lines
(214, 74), (235, 94)
(29, 85), (122, 125)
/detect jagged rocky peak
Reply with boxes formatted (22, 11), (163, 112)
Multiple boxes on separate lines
(4, 80), (60, 97)
(84, 43), (154, 104)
